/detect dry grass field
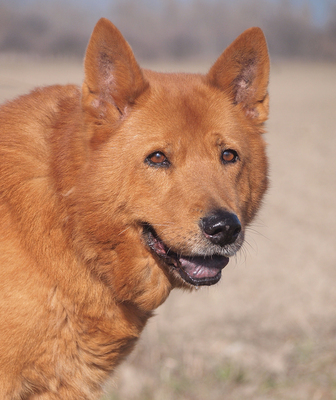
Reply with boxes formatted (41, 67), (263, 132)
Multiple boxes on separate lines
(1, 56), (335, 400)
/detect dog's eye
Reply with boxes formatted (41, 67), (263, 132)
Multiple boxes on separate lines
(146, 151), (170, 167)
(221, 149), (239, 164)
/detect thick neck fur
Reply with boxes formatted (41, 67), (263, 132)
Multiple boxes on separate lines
(0, 85), (162, 398)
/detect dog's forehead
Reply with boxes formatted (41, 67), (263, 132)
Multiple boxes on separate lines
(145, 70), (216, 103)
(141, 70), (234, 133)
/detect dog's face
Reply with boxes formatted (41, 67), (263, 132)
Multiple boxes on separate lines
(69, 19), (269, 309)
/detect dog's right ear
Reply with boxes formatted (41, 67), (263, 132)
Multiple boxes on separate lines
(82, 18), (148, 122)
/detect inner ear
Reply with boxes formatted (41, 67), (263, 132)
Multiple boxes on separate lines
(233, 58), (259, 104)
(207, 27), (270, 122)
(83, 18), (149, 116)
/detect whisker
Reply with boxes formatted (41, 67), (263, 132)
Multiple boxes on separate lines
(151, 222), (174, 227)
(118, 226), (131, 236)
(246, 227), (270, 241)
(232, 244), (248, 266)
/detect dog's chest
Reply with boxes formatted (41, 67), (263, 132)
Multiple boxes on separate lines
(19, 293), (147, 398)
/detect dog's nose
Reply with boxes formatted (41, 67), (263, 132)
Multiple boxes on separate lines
(200, 210), (241, 246)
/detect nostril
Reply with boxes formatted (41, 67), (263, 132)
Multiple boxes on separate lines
(232, 225), (241, 238)
(200, 210), (242, 246)
(202, 222), (221, 237)
(207, 225), (224, 237)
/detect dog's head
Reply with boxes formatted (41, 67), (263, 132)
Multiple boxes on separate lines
(67, 19), (269, 310)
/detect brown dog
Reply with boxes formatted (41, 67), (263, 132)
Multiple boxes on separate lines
(0, 18), (269, 399)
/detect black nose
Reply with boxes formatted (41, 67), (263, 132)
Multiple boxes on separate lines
(200, 210), (242, 246)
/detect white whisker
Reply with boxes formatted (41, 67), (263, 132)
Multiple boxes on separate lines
(118, 226), (131, 236)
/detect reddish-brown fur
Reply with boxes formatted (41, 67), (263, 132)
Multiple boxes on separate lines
(0, 19), (269, 399)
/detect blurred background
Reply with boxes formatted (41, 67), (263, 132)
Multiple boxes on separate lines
(0, 0), (335, 61)
(1, 1), (336, 399)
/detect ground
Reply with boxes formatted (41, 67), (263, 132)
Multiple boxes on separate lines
(1, 56), (335, 400)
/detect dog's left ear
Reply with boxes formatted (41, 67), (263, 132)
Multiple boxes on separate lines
(207, 27), (270, 124)
(82, 18), (148, 119)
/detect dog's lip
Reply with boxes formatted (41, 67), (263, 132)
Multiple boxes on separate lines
(143, 224), (229, 286)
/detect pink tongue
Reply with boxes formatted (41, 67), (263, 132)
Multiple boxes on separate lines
(179, 256), (229, 279)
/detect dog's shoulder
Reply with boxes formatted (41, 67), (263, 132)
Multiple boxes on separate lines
(0, 84), (80, 136)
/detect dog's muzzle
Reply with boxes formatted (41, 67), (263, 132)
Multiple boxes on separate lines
(143, 210), (242, 287)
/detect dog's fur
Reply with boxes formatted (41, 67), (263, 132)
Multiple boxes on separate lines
(0, 18), (269, 399)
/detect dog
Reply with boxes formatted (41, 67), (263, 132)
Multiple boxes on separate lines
(0, 18), (269, 399)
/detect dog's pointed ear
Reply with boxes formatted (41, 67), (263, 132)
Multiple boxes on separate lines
(207, 27), (270, 124)
(82, 18), (148, 117)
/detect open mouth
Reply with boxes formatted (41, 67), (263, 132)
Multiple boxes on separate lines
(143, 224), (229, 286)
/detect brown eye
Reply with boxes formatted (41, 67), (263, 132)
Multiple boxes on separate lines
(150, 152), (166, 163)
(146, 151), (170, 168)
(221, 149), (239, 164)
